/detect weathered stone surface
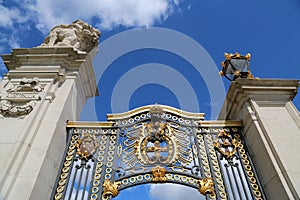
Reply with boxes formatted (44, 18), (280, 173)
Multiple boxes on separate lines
(219, 79), (300, 200)
(39, 20), (100, 53)
(0, 22), (99, 199)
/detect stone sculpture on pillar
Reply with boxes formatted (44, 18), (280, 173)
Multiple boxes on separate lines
(39, 20), (101, 53)
(0, 20), (100, 200)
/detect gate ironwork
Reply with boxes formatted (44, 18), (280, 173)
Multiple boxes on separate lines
(51, 104), (265, 200)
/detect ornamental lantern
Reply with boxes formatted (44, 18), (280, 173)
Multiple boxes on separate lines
(220, 52), (253, 81)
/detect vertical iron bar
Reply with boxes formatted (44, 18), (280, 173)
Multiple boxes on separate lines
(237, 147), (266, 199)
(217, 155), (231, 199)
(68, 165), (79, 200)
(225, 165), (236, 200)
(50, 129), (75, 200)
(113, 128), (120, 181)
(194, 129), (204, 178)
(203, 133), (221, 200)
(236, 163), (250, 200)
(230, 165), (242, 199)
(81, 164), (90, 200)
(189, 125), (197, 169)
(74, 166), (84, 199)
(236, 148), (256, 199)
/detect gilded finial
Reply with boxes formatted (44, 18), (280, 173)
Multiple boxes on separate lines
(224, 52), (232, 60)
(102, 180), (121, 200)
(196, 177), (216, 198)
(235, 52), (241, 58)
(245, 53), (251, 60)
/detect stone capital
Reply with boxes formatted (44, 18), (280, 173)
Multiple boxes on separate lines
(219, 79), (299, 120)
(1, 47), (99, 97)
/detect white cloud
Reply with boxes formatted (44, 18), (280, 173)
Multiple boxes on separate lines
(33, 0), (180, 32)
(0, 1), (36, 51)
(0, 0), (182, 51)
(0, 5), (27, 28)
(149, 183), (204, 200)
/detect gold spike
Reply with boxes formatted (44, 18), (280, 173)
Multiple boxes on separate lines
(234, 71), (240, 76)
(224, 52), (231, 60)
(247, 71), (254, 79)
(221, 62), (225, 67)
(245, 53), (251, 60)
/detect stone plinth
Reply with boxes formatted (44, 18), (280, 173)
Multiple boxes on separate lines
(219, 79), (300, 200)
(0, 47), (98, 200)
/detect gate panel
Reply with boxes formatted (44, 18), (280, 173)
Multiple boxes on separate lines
(51, 105), (265, 200)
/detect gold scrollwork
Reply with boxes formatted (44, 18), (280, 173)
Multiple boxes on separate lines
(151, 165), (167, 182)
(196, 178), (216, 198)
(102, 179), (121, 200)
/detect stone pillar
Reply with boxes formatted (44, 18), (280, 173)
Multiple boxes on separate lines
(218, 79), (300, 200)
(0, 47), (98, 199)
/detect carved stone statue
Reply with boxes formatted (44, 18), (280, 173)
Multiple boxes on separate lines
(39, 20), (100, 53)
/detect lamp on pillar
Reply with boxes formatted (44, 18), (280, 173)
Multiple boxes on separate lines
(219, 52), (254, 81)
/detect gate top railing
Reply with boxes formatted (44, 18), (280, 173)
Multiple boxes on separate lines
(106, 104), (205, 121)
(52, 104), (265, 200)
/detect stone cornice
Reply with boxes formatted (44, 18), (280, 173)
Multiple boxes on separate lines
(2, 47), (87, 70)
(1, 47), (99, 97)
(219, 79), (299, 120)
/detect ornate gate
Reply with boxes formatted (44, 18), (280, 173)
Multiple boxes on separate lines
(51, 105), (265, 200)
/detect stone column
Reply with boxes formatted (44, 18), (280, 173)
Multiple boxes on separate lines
(0, 47), (98, 199)
(219, 79), (300, 200)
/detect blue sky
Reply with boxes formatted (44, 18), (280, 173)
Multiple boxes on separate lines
(0, 0), (300, 199)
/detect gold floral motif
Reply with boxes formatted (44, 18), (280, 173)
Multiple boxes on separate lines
(196, 177), (216, 197)
(102, 179), (121, 200)
(151, 165), (167, 182)
(214, 131), (238, 160)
